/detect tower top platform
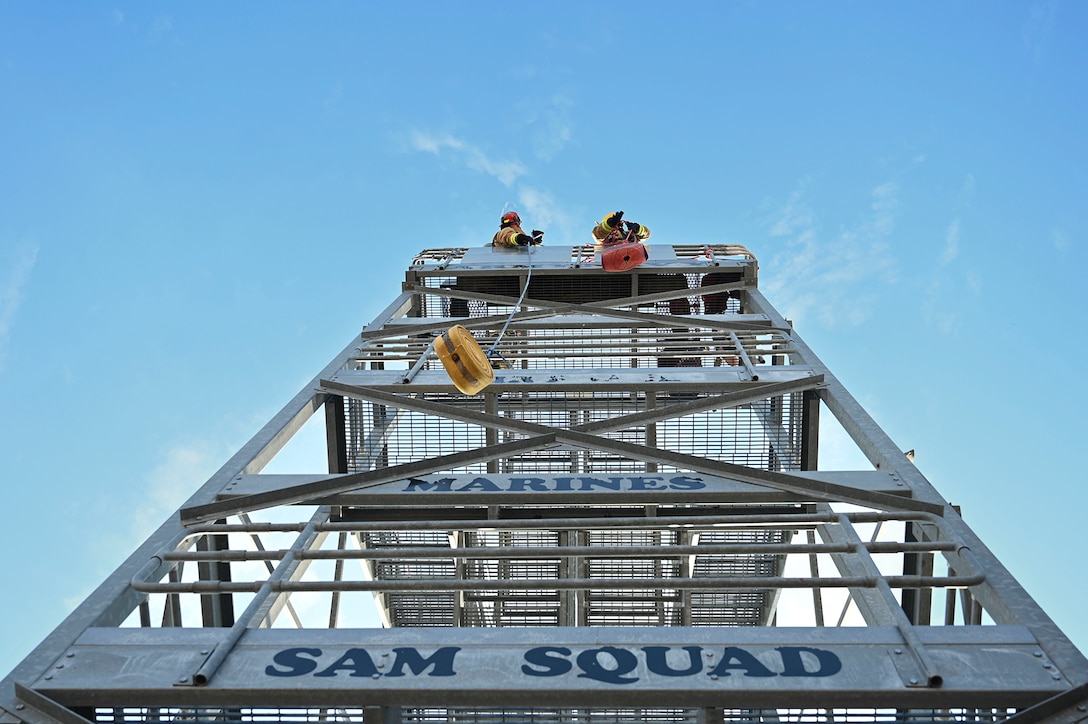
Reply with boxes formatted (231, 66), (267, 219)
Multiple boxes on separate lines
(410, 242), (757, 275)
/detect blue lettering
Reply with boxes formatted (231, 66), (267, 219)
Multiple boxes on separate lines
(314, 648), (379, 678)
(509, 477), (549, 492)
(576, 647), (639, 684)
(521, 646), (573, 677)
(777, 646), (842, 677)
(553, 477), (574, 491)
(404, 477), (455, 492)
(265, 647), (322, 677)
(385, 647), (461, 677)
(668, 476), (705, 490)
(642, 646), (703, 676)
(706, 647), (776, 678)
(264, 643), (846, 683)
(455, 478), (502, 492)
(627, 476), (667, 491)
(578, 477), (623, 491)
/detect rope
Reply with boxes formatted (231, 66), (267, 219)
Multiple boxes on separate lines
(485, 241), (533, 364)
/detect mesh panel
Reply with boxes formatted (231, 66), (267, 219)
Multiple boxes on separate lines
(90, 706), (1019, 724)
(353, 325), (791, 373)
(344, 391), (806, 474)
(379, 268), (790, 374)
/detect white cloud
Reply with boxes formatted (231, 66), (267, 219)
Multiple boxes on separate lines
(870, 182), (899, 236)
(147, 16), (175, 44)
(942, 219), (960, 265)
(767, 185), (814, 237)
(465, 149), (526, 187)
(1023, 1), (1057, 64)
(762, 183), (897, 329)
(406, 128), (577, 237)
(924, 171), (976, 330)
(534, 121), (572, 162)
(965, 269), (982, 295)
(0, 240), (39, 372)
(519, 93), (574, 162)
(920, 278), (959, 335)
(66, 435), (230, 615)
(1052, 228), (1070, 252)
(932, 310), (958, 334)
(409, 131), (526, 187)
(112, 8), (124, 25)
(132, 441), (223, 540)
(515, 186), (577, 237)
(410, 131), (465, 155)
(477, 186), (579, 245)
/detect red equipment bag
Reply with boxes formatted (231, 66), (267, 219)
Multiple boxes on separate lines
(601, 241), (648, 272)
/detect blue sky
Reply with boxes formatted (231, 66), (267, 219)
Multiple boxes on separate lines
(2, 1), (1086, 676)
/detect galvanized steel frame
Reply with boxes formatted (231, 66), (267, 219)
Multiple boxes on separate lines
(3, 244), (1086, 724)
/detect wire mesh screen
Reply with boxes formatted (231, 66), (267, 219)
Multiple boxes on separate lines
(343, 391), (805, 474)
(92, 709), (369, 724)
(89, 706), (1020, 724)
(414, 267), (749, 316)
(689, 529), (790, 627)
(352, 326), (792, 374)
(350, 332), (790, 376)
(346, 519), (800, 629)
(460, 529), (564, 627)
(402, 709), (700, 724)
(346, 397), (489, 474)
(396, 709), (1019, 724)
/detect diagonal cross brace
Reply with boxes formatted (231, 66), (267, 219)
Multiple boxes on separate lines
(411, 278), (748, 311)
(184, 379), (817, 523)
(362, 307), (562, 341)
(392, 282), (783, 336)
(183, 373), (941, 521)
(327, 377), (941, 515)
(323, 376), (822, 439)
(180, 434), (558, 524)
(13, 684), (96, 724)
(548, 430), (942, 516)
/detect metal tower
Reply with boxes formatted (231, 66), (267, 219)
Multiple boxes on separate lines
(4, 243), (1087, 724)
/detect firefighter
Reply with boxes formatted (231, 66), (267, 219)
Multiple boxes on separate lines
(492, 211), (543, 248)
(592, 210), (650, 245)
